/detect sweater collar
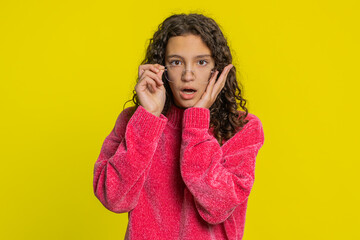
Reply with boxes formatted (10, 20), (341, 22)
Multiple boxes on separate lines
(166, 103), (185, 128)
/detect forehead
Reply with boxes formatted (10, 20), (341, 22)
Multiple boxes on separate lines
(165, 34), (212, 57)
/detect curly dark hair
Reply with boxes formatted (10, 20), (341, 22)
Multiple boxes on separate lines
(124, 13), (249, 146)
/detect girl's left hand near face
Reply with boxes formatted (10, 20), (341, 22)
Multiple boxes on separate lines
(193, 64), (233, 109)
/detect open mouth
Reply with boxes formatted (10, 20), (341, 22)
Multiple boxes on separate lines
(181, 88), (197, 95)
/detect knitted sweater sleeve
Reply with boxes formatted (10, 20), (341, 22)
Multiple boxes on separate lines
(93, 105), (167, 213)
(180, 107), (265, 224)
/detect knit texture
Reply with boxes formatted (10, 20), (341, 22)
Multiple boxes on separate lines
(93, 104), (265, 240)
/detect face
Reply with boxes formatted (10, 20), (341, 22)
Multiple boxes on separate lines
(165, 34), (215, 109)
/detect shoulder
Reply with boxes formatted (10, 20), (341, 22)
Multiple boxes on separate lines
(223, 111), (264, 150)
(241, 111), (264, 141)
(113, 106), (137, 138)
(115, 106), (137, 123)
(243, 112), (263, 130)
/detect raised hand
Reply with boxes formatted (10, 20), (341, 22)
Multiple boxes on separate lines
(193, 64), (233, 109)
(135, 64), (166, 117)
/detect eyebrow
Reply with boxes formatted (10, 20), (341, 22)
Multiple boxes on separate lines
(166, 54), (212, 59)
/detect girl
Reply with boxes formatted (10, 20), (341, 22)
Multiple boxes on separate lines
(93, 13), (265, 240)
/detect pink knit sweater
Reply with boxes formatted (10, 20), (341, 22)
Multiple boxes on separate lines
(93, 104), (265, 240)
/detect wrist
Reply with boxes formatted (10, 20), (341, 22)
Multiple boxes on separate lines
(141, 105), (161, 117)
(150, 111), (161, 117)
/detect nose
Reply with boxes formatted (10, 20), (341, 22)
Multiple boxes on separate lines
(181, 69), (195, 82)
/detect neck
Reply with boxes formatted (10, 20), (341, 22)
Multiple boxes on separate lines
(166, 103), (186, 128)
(173, 102), (187, 110)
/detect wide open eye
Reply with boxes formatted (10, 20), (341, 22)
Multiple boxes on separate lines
(198, 60), (208, 66)
(170, 60), (182, 66)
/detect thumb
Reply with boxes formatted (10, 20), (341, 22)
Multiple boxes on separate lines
(157, 69), (165, 80)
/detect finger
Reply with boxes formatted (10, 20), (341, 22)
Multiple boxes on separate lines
(140, 69), (163, 86)
(212, 64), (233, 97)
(143, 82), (154, 93)
(139, 65), (157, 80)
(149, 65), (164, 74)
(138, 74), (157, 89)
(222, 65), (233, 88)
(205, 70), (219, 95)
(152, 65), (165, 82)
(198, 71), (218, 106)
(153, 63), (165, 71)
(211, 71), (227, 99)
(139, 64), (165, 79)
(138, 64), (150, 79)
(147, 82), (156, 93)
(141, 76), (158, 93)
(156, 69), (165, 82)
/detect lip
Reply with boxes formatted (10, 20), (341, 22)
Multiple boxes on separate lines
(181, 86), (197, 91)
(180, 89), (197, 100)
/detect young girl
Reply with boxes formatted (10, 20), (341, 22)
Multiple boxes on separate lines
(93, 13), (265, 240)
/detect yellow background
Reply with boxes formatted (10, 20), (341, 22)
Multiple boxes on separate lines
(1, 0), (359, 239)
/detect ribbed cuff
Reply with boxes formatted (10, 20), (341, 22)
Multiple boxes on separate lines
(129, 105), (168, 139)
(183, 107), (210, 129)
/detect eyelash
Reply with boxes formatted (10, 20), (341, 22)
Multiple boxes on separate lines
(170, 60), (209, 66)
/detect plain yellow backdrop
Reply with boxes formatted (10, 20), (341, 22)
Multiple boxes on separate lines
(1, 0), (359, 239)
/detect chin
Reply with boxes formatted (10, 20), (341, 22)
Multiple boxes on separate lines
(174, 100), (195, 109)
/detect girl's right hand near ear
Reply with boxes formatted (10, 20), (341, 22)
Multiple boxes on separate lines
(135, 64), (166, 117)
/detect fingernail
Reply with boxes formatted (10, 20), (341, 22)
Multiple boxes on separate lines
(155, 68), (159, 72)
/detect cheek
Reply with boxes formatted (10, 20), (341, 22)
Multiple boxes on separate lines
(168, 83), (177, 95)
(168, 83), (180, 103)
(197, 85), (207, 95)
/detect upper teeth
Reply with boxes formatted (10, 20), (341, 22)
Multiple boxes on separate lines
(183, 89), (195, 94)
